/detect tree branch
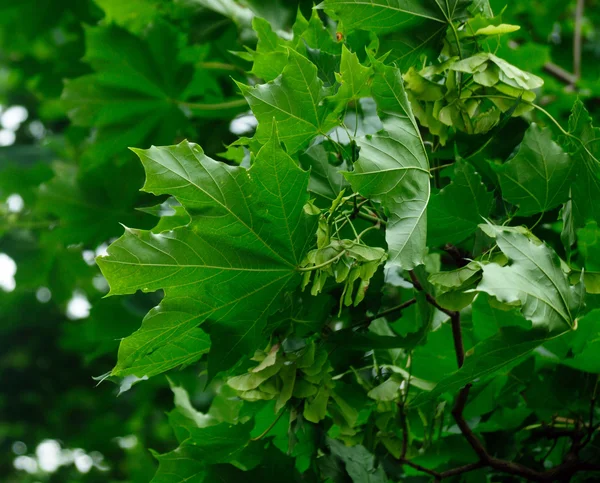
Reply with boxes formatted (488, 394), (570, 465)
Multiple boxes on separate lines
(573, 0), (584, 82)
(350, 298), (417, 330)
(399, 272), (600, 481)
(438, 462), (485, 478)
(408, 270), (456, 319)
(543, 62), (578, 86)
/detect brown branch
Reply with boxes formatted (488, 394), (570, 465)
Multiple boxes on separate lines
(543, 62), (578, 86)
(372, 299), (417, 322)
(409, 271), (463, 367)
(399, 272), (600, 481)
(439, 462), (485, 478)
(533, 426), (582, 440)
(350, 298), (417, 329)
(449, 311), (464, 368)
(506, 40), (578, 86)
(401, 459), (440, 478)
(399, 402), (409, 459)
(573, 0), (584, 82)
(398, 458), (484, 480)
(583, 376), (599, 446)
(408, 271), (456, 318)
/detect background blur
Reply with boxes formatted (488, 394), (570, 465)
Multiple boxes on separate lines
(1, 0), (599, 481)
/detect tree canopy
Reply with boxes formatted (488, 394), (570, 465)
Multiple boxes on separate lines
(1, 1), (600, 482)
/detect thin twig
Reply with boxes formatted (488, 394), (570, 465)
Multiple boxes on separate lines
(296, 250), (345, 272)
(408, 271), (457, 319)
(251, 409), (286, 441)
(399, 402), (409, 459)
(355, 210), (387, 226)
(508, 40), (578, 85)
(399, 273), (600, 481)
(350, 298), (417, 329)
(543, 62), (578, 86)
(177, 98), (248, 111)
(198, 61), (245, 73)
(582, 375), (599, 446)
(573, 0), (585, 82)
(439, 462), (485, 478)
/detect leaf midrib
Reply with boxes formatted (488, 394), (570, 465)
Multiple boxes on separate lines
(144, 145), (295, 267)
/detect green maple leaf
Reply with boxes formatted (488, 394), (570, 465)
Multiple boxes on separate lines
(238, 49), (338, 154)
(300, 143), (350, 204)
(428, 157), (493, 247)
(476, 224), (584, 333)
(493, 124), (574, 216)
(62, 22), (243, 164)
(297, 8), (340, 55)
(38, 162), (152, 245)
(320, 0), (475, 68)
(62, 23), (190, 162)
(250, 16), (291, 81)
(345, 58), (430, 269)
(249, 10), (340, 83)
(97, 129), (317, 378)
(565, 100), (600, 227)
(328, 439), (387, 483)
(153, 389), (253, 481)
(95, 0), (165, 33)
(328, 45), (373, 111)
(319, 0), (465, 34)
(151, 446), (207, 483)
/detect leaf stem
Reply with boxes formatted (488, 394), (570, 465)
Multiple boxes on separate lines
(429, 163), (455, 172)
(1, 219), (58, 230)
(359, 298), (417, 327)
(177, 98), (248, 111)
(573, 0), (584, 82)
(450, 22), (463, 60)
(296, 250), (345, 272)
(408, 270), (457, 319)
(198, 61), (244, 73)
(356, 210), (387, 226)
(250, 409), (286, 441)
(356, 224), (378, 241)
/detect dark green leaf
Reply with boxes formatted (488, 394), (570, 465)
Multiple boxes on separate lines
(238, 49), (338, 154)
(98, 131), (316, 377)
(428, 158), (493, 246)
(345, 58), (430, 269)
(493, 124), (574, 216)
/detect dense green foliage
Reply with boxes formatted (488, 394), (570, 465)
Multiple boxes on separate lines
(2, 1), (600, 481)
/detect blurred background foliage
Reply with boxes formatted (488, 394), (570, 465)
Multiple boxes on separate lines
(0, 0), (598, 481)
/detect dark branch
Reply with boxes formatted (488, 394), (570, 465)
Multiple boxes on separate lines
(351, 298), (417, 329)
(408, 270), (456, 318)
(408, 271), (462, 366)
(398, 402), (409, 460)
(543, 62), (578, 86)
(401, 459), (440, 478)
(398, 275), (600, 481)
(439, 462), (485, 478)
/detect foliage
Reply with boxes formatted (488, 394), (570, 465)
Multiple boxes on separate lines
(1, 0), (600, 482)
